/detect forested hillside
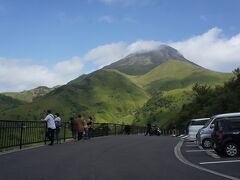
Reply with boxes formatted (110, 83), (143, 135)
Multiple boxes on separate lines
(168, 68), (240, 129)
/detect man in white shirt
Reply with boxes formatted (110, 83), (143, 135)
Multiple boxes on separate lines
(43, 110), (56, 145)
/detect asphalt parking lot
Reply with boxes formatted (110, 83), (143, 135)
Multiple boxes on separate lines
(181, 138), (240, 179)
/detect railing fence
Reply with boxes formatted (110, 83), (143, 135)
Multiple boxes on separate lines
(0, 120), (183, 151)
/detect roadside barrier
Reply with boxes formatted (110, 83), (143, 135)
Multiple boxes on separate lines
(0, 120), (184, 151)
(0, 120), (146, 150)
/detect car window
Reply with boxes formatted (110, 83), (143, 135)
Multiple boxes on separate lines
(203, 118), (213, 128)
(218, 117), (240, 131)
(190, 120), (208, 126)
(214, 120), (221, 131)
(229, 117), (240, 131)
(214, 118), (226, 131)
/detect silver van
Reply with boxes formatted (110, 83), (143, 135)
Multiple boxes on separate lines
(187, 118), (209, 141)
(196, 112), (240, 148)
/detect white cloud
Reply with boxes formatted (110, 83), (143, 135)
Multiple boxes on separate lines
(127, 40), (162, 54)
(84, 28), (240, 72)
(84, 40), (162, 66)
(1, 27), (240, 92)
(84, 42), (127, 65)
(0, 57), (84, 92)
(99, 15), (114, 23)
(170, 27), (240, 72)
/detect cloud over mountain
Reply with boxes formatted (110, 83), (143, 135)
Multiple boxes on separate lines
(170, 28), (240, 72)
(1, 27), (240, 92)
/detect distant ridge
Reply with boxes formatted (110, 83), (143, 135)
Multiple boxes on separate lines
(104, 45), (198, 75)
(2, 86), (59, 102)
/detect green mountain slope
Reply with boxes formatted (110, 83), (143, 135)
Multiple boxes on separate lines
(0, 94), (25, 112)
(0, 46), (233, 127)
(127, 60), (232, 93)
(0, 70), (148, 123)
(2, 86), (59, 102)
(130, 60), (232, 126)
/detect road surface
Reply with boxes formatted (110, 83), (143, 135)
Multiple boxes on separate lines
(0, 136), (238, 180)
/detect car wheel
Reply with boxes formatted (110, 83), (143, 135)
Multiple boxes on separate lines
(224, 142), (239, 157)
(202, 139), (212, 149)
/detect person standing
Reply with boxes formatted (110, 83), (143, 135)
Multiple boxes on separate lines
(87, 116), (94, 139)
(145, 123), (151, 136)
(70, 117), (77, 141)
(83, 119), (88, 139)
(43, 110), (56, 145)
(76, 114), (84, 140)
(54, 113), (62, 144)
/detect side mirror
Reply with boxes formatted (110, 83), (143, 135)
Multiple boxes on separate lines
(210, 124), (215, 129)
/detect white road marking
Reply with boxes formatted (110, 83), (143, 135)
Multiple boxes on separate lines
(200, 160), (240, 165)
(185, 142), (196, 144)
(206, 151), (220, 159)
(185, 145), (198, 147)
(181, 136), (188, 139)
(174, 139), (240, 180)
(186, 149), (214, 153)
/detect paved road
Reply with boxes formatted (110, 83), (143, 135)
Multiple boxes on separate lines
(181, 139), (240, 179)
(0, 136), (234, 180)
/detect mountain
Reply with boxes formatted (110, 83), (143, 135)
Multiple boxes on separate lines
(126, 60), (232, 93)
(104, 45), (196, 75)
(0, 45), (233, 126)
(0, 94), (25, 112)
(128, 60), (231, 127)
(0, 70), (148, 123)
(2, 86), (59, 102)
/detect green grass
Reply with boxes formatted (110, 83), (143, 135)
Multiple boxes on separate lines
(128, 60), (232, 127)
(0, 60), (233, 127)
(127, 60), (232, 92)
(0, 94), (25, 112)
(0, 70), (148, 124)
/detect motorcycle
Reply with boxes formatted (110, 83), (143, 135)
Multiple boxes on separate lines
(150, 127), (161, 136)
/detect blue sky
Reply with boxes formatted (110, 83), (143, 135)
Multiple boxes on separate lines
(0, 0), (240, 92)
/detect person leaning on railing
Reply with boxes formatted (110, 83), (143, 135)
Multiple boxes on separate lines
(41, 110), (56, 145)
(76, 114), (84, 141)
(87, 116), (94, 139)
(54, 113), (62, 144)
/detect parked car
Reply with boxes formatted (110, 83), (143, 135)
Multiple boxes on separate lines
(211, 112), (240, 157)
(187, 118), (209, 141)
(196, 118), (214, 148)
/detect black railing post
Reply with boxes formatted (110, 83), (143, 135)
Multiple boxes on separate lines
(20, 121), (23, 149)
(107, 123), (109, 136)
(114, 124), (117, 135)
(63, 122), (66, 142)
(44, 124), (47, 145)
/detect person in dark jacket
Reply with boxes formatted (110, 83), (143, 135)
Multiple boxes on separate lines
(87, 116), (94, 139)
(70, 117), (77, 141)
(145, 123), (151, 136)
(54, 113), (62, 144)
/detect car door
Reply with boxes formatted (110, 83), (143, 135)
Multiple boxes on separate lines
(228, 117), (240, 144)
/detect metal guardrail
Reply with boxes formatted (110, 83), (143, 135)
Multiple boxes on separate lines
(0, 120), (146, 150)
(0, 120), (183, 151)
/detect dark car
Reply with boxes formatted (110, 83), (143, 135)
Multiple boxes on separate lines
(212, 116), (240, 157)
